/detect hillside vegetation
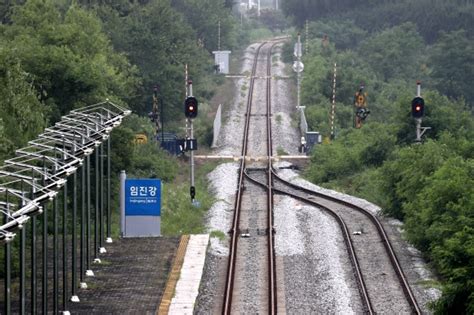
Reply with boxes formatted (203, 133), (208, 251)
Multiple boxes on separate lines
(282, 0), (474, 313)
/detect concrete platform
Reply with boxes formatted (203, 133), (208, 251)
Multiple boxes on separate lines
(160, 234), (209, 315)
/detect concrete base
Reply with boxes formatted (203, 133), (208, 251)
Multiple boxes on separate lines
(124, 216), (161, 237)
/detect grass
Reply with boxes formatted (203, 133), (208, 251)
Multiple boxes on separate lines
(161, 160), (218, 236)
(210, 230), (226, 240)
(277, 146), (288, 155)
(276, 114), (282, 125)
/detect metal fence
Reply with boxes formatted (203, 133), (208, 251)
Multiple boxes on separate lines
(0, 101), (130, 314)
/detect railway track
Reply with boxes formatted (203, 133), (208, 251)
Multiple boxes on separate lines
(222, 40), (280, 314)
(245, 167), (422, 314)
(222, 37), (421, 314)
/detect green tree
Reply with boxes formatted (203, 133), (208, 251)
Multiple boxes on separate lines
(101, 0), (212, 117)
(1, 0), (139, 121)
(172, 0), (237, 51)
(307, 122), (397, 183)
(403, 157), (474, 314)
(378, 140), (453, 220)
(0, 55), (48, 160)
(429, 30), (474, 108)
(358, 23), (425, 81)
(307, 19), (367, 50)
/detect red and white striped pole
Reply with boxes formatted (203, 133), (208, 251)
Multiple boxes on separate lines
(330, 62), (337, 140)
(185, 64), (189, 139)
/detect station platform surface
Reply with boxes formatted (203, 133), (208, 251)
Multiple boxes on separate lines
(68, 237), (180, 314)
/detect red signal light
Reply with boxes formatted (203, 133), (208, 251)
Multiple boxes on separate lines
(411, 97), (424, 118)
(184, 97), (198, 119)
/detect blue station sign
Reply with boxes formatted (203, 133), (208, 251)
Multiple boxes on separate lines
(125, 179), (161, 216)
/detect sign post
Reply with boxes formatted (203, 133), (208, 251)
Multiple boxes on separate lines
(121, 174), (161, 237)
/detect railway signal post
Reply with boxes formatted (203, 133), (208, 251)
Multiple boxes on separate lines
(413, 81), (430, 143)
(354, 84), (370, 128)
(185, 80), (199, 204)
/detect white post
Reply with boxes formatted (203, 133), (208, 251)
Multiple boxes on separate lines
(185, 64), (189, 139)
(305, 20), (309, 55)
(297, 33), (302, 109)
(218, 20), (221, 51)
(120, 170), (126, 237)
(258, 0), (260, 16)
(275, 0), (278, 10)
(185, 64), (188, 98)
(330, 63), (337, 140)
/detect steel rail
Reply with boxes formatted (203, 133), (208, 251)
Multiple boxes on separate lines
(271, 170), (421, 315)
(265, 42), (277, 314)
(223, 40), (283, 314)
(245, 170), (375, 314)
(222, 41), (266, 314)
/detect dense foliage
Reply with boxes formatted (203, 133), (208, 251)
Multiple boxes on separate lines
(0, 0), (241, 162)
(285, 0), (474, 312)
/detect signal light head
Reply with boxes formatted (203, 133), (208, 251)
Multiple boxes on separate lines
(411, 97), (425, 118)
(184, 96), (198, 119)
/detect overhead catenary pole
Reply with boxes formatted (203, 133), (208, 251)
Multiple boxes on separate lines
(106, 135), (112, 244)
(71, 170), (79, 302)
(99, 142), (105, 254)
(85, 154), (94, 277)
(62, 179), (68, 313)
(330, 62), (337, 140)
(80, 152), (86, 289)
(30, 172), (37, 315)
(53, 197), (59, 313)
(42, 161), (48, 314)
(4, 190), (11, 315)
